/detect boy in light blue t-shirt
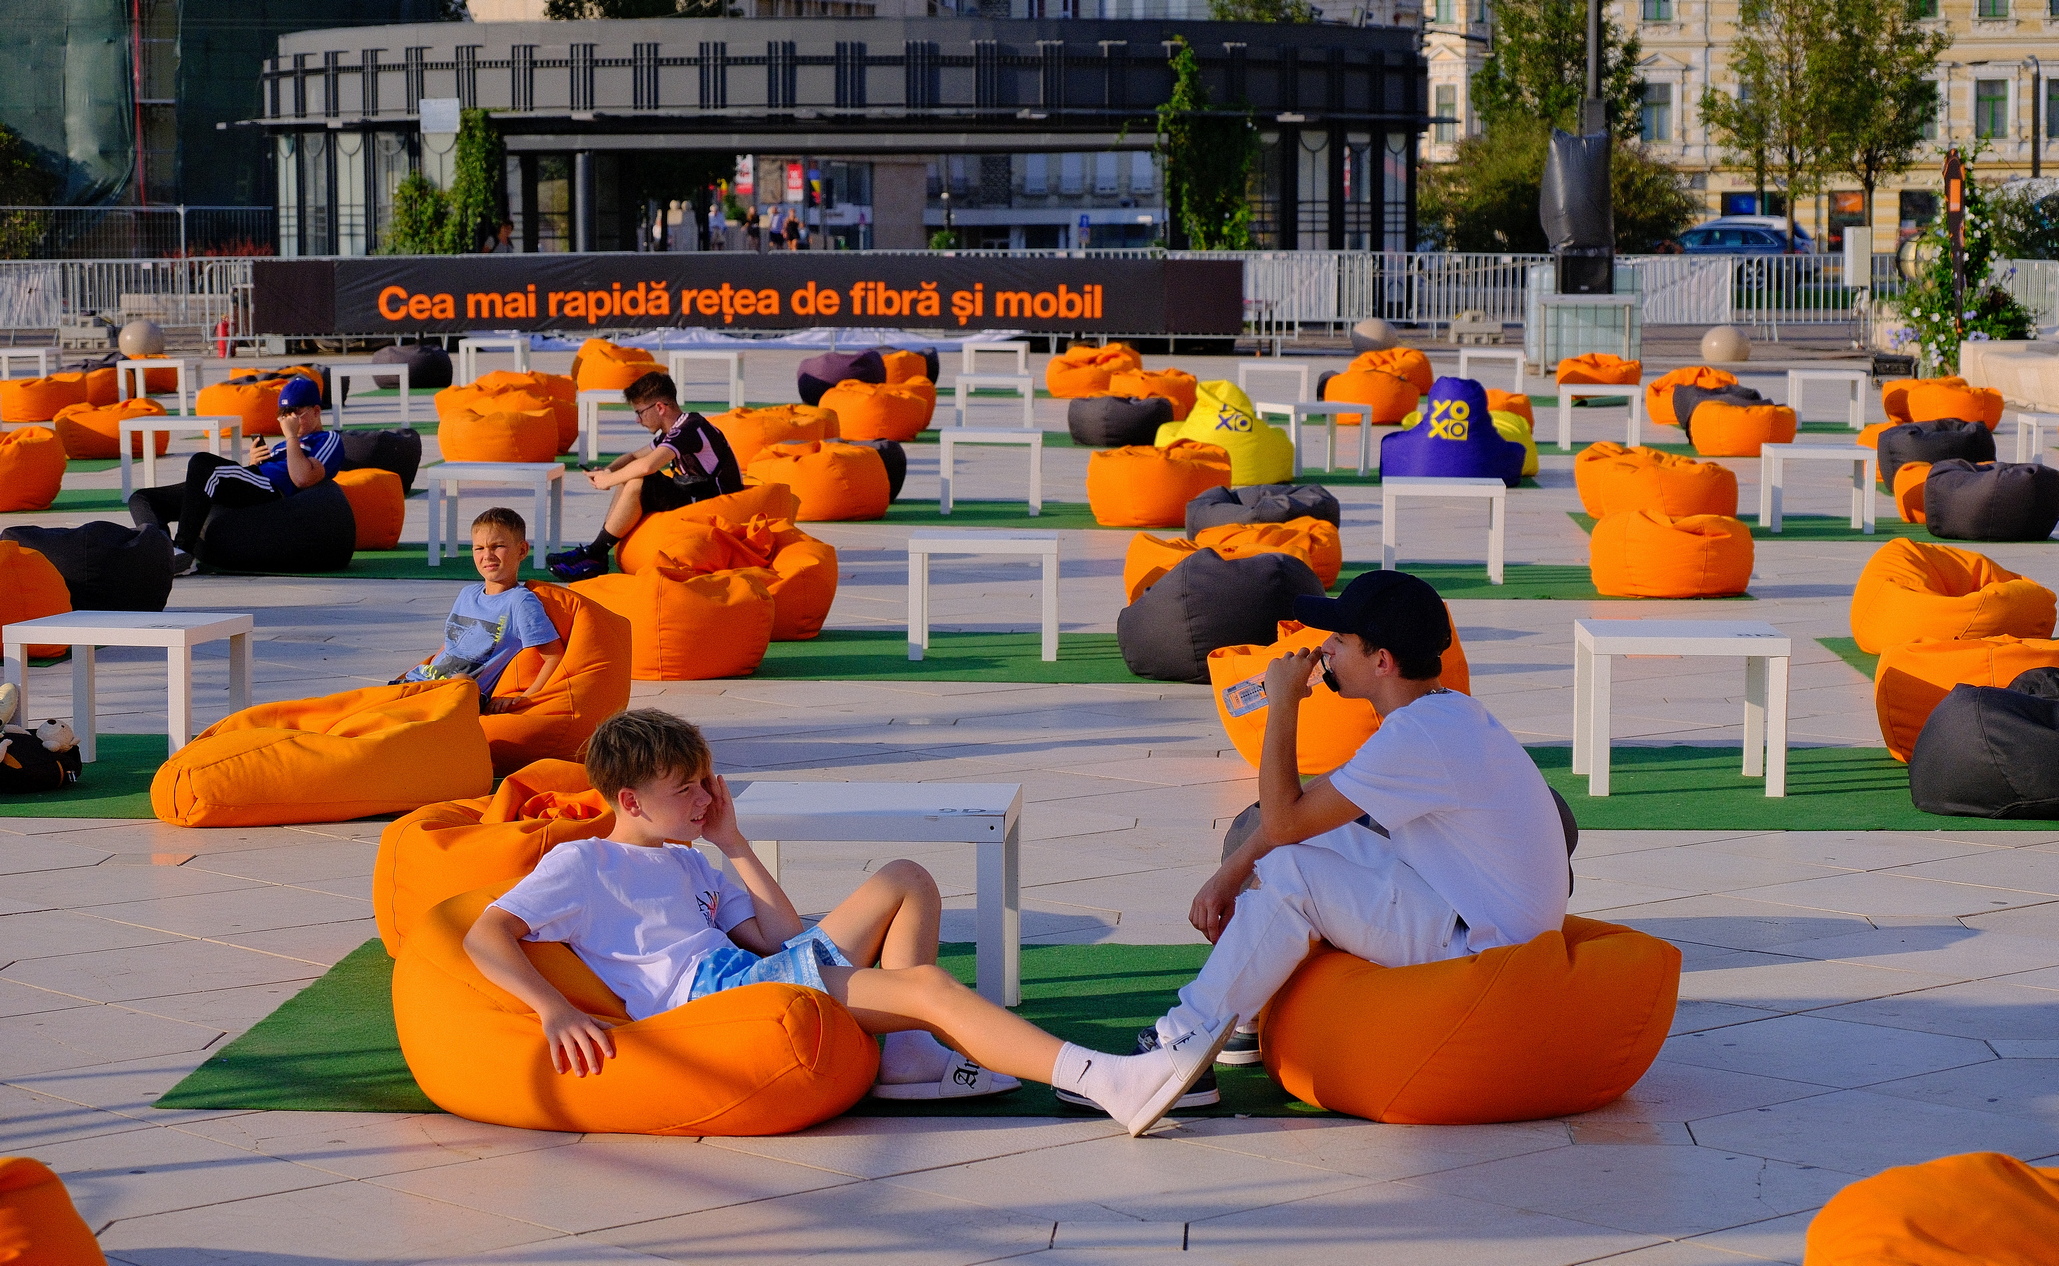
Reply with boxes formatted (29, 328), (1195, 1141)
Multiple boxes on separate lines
(399, 506), (565, 713)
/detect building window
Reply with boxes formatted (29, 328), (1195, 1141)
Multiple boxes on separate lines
(1642, 0), (1672, 19)
(1433, 0), (1455, 22)
(1641, 83), (1673, 142)
(1433, 84), (1457, 143)
(1129, 150), (1155, 192)
(1922, 81), (1940, 139)
(1024, 153), (1048, 196)
(1060, 152), (1084, 195)
(1976, 78), (2010, 138)
(2048, 78), (2059, 139)
(1916, 0), (1938, 14)
(1978, 0), (2009, 15)
(1094, 152), (1119, 194)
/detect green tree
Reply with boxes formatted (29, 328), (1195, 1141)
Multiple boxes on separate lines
(544, 0), (729, 16)
(1889, 158), (2034, 372)
(1157, 36), (1257, 250)
(1820, 0), (1950, 226)
(1419, 119), (1699, 253)
(1699, 0), (1839, 247)
(438, 109), (506, 254)
(1206, 0), (1317, 20)
(0, 122), (57, 259)
(382, 172), (448, 255)
(1471, 0), (1645, 140)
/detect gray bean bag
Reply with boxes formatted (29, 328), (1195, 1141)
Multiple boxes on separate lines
(2010, 666), (2059, 699)
(1875, 419), (1995, 486)
(197, 480), (356, 573)
(370, 342), (453, 392)
(339, 428), (423, 494)
(1673, 383), (1771, 444)
(846, 438), (906, 501)
(1923, 459), (2059, 542)
(1185, 483), (1342, 536)
(1068, 395), (1173, 448)
(797, 349), (885, 407)
(0, 521), (173, 611)
(1909, 682), (2059, 818)
(1316, 370), (1338, 400)
(1116, 549), (1325, 683)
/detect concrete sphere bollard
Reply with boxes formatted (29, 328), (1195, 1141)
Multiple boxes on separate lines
(1350, 318), (1400, 353)
(118, 320), (166, 358)
(1700, 325), (1750, 363)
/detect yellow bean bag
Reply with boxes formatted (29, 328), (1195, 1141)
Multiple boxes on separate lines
(708, 404), (839, 466)
(0, 373), (90, 422)
(1590, 512), (1754, 598)
(0, 1155), (105, 1266)
(1850, 539), (2056, 655)
(1262, 916), (1679, 1123)
(1321, 367), (1419, 424)
(0, 540), (72, 658)
(1908, 380), (2005, 431)
(1156, 380), (1294, 486)
(1804, 1152), (2059, 1266)
(478, 583), (633, 778)
(1403, 407), (1539, 477)
(1110, 368), (1199, 421)
(1086, 441), (1232, 527)
(1206, 616), (1471, 774)
(0, 425), (65, 512)
(819, 378), (934, 441)
(150, 680), (495, 828)
(746, 441), (890, 522)
(374, 758), (615, 955)
(51, 398), (170, 460)
(1645, 366), (1738, 428)
(1347, 347), (1433, 395)
(573, 562), (776, 681)
(1874, 635), (2059, 761)
(1556, 353), (1643, 385)
(570, 338), (659, 392)
(394, 882), (878, 1135)
(1045, 342), (1143, 397)
(1689, 402), (1798, 457)
(1895, 461), (1931, 524)
(1574, 442), (1739, 519)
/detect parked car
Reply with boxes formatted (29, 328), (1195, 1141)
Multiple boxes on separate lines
(1678, 217), (1816, 255)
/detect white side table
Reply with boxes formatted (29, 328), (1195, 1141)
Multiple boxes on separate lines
(1786, 368), (1870, 430)
(1, 349), (59, 379)
(732, 781), (1024, 1005)
(456, 335), (530, 384)
(115, 358), (195, 416)
(953, 373), (1036, 428)
(119, 415), (243, 498)
(329, 364), (411, 429)
(667, 350), (745, 411)
(1758, 443), (1875, 534)
(1256, 401), (1376, 476)
(939, 429), (1044, 516)
(576, 389), (630, 463)
(960, 340), (1030, 376)
(1556, 383), (1644, 451)
(2, 611), (255, 760)
(1572, 619), (1793, 797)
(1459, 347), (1527, 393)
(2016, 411), (2055, 465)
(1381, 476), (1507, 583)
(424, 462), (563, 570)
(1236, 361), (1310, 404)
(907, 529), (1060, 662)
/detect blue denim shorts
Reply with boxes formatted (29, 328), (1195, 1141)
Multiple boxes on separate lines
(685, 925), (853, 1002)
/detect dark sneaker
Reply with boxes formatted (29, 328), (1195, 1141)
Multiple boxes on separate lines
(1052, 1024), (1221, 1111)
(1216, 1026), (1263, 1066)
(546, 547), (606, 582)
(170, 549), (199, 578)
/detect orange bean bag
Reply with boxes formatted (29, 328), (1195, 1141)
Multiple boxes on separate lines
(82, 366), (116, 407)
(470, 380), (577, 452)
(746, 441), (890, 521)
(196, 378), (285, 437)
(1590, 512), (1754, 598)
(1124, 518), (1342, 599)
(1110, 368), (1200, 421)
(50, 398), (170, 460)
(126, 355), (180, 395)
(0, 540), (71, 658)
(1803, 1152), (2059, 1266)
(440, 406), (559, 464)
(374, 758), (615, 954)
(1262, 916), (1678, 1124)
(570, 338), (659, 392)
(1557, 353), (1642, 386)
(1881, 377), (1951, 424)
(1875, 634), (2059, 761)
(880, 349), (930, 384)
(1574, 442), (1739, 519)
(334, 467), (407, 551)
(0, 426), (65, 512)
(479, 583), (633, 778)
(1689, 402), (1798, 457)
(1206, 616), (1471, 774)
(394, 882), (877, 1136)
(1644, 366), (1738, 428)
(433, 382), (495, 423)
(1321, 368), (1419, 424)
(709, 404), (839, 465)
(1347, 348), (1434, 395)
(1908, 380), (2005, 430)
(819, 378), (934, 441)
(150, 680), (494, 828)
(616, 508), (834, 641)
(1045, 343), (1143, 398)
(615, 483), (801, 570)
(1486, 389), (1534, 428)
(0, 373), (90, 423)
(573, 562), (776, 680)
(0, 1155), (105, 1266)
(1086, 440), (1233, 528)
(1895, 461), (1930, 523)
(1850, 538), (2056, 655)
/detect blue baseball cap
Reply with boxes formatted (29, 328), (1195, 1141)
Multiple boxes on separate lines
(278, 376), (322, 411)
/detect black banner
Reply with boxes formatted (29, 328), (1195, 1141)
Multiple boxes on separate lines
(252, 256), (1244, 337)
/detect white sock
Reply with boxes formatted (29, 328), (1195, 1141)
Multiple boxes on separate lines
(878, 1030), (957, 1085)
(1051, 1041), (1170, 1116)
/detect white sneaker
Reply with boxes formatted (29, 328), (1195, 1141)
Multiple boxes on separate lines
(868, 1054), (1021, 1101)
(1112, 1014), (1239, 1138)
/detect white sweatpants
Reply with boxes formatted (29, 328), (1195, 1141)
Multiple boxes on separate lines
(1162, 823), (1469, 1041)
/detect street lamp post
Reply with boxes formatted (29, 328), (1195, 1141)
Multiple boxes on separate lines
(2033, 56), (2043, 181)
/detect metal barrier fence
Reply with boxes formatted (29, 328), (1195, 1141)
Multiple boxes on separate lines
(0, 207), (276, 262)
(0, 258), (253, 334)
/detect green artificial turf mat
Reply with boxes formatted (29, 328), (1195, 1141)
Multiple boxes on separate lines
(1332, 561), (1750, 601)
(39, 487), (131, 512)
(156, 938), (1333, 1120)
(1819, 636), (1879, 679)
(877, 499), (1108, 530)
(1566, 511), (1923, 543)
(903, 429), (1080, 448)
(0, 733), (161, 819)
(756, 630), (1142, 683)
(64, 458), (119, 473)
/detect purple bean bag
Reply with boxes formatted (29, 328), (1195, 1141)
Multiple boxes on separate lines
(1379, 376), (1526, 487)
(796, 349), (886, 407)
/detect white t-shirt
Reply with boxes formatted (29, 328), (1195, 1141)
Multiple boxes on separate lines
(490, 838), (757, 1021)
(1324, 690), (1568, 951)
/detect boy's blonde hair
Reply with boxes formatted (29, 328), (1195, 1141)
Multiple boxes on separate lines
(584, 709), (711, 802)
(471, 506), (527, 539)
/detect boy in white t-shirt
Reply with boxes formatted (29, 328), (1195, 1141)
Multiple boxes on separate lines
(465, 709), (1235, 1134)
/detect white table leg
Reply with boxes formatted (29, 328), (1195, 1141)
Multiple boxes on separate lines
(398, 366), (411, 425)
(1488, 494), (1505, 584)
(1742, 655), (1767, 777)
(954, 383), (968, 428)
(1288, 413), (1302, 476)
(427, 479), (444, 567)
(533, 478), (548, 567)
(228, 632), (251, 712)
(1767, 655), (1789, 797)
(1039, 548), (1058, 662)
(1323, 418), (1336, 472)
(1358, 410), (1374, 476)
(1626, 395), (1642, 448)
(1019, 389), (1034, 429)
(907, 551), (927, 661)
(1589, 651), (1612, 796)
(1848, 381), (1862, 430)
(1557, 396), (1573, 451)
(1027, 441), (1043, 517)
(73, 644), (96, 763)
(978, 822), (1023, 1006)
(3, 641), (25, 728)
(582, 402), (599, 464)
(549, 477), (564, 558)
(1381, 488), (1397, 570)
(120, 432), (135, 499)
(446, 484), (461, 560)
(939, 437), (955, 515)
(166, 644), (193, 755)
(1572, 639), (1591, 775)
(1850, 461), (1866, 531)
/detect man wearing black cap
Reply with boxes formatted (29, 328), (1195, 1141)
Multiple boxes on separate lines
(1064, 571), (1567, 1104)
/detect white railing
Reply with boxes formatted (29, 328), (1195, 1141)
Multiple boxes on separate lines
(0, 257), (253, 334)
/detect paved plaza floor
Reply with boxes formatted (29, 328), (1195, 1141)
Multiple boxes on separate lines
(3, 342), (2056, 1264)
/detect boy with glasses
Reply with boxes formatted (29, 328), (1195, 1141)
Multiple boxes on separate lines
(547, 371), (744, 581)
